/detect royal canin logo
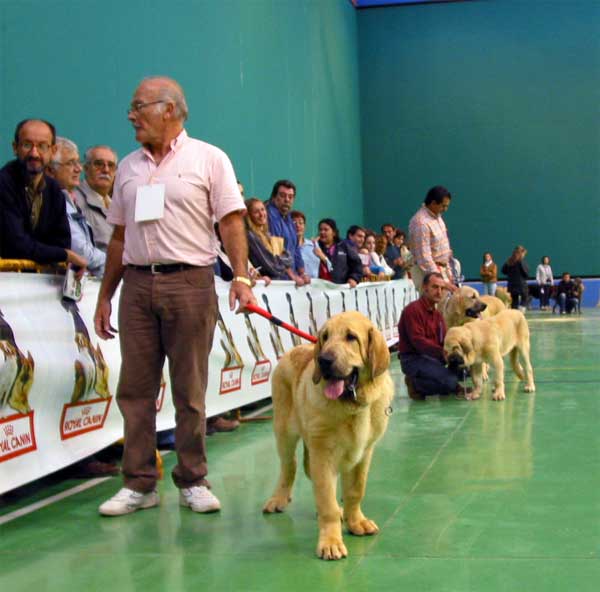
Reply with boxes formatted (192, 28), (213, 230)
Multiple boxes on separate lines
(82, 407), (91, 416)
(4, 424), (14, 436)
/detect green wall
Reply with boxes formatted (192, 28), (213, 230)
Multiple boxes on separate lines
(0, 0), (363, 237)
(358, 0), (600, 278)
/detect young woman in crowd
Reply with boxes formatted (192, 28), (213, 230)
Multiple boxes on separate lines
(480, 252), (497, 295)
(245, 198), (303, 285)
(536, 255), (554, 310)
(317, 218), (363, 287)
(290, 210), (323, 279)
(361, 233), (393, 280)
(502, 245), (529, 311)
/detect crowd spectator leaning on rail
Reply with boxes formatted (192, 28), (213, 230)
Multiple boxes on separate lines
(74, 145), (118, 252)
(290, 210), (324, 279)
(0, 119), (86, 269)
(316, 218), (363, 287)
(245, 197), (297, 282)
(266, 180), (310, 285)
(408, 186), (456, 293)
(345, 225), (366, 251)
(502, 245), (529, 311)
(480, 252), (497, 295)
(555, 272), (579, 314)
(381, 223), (406, 279)
(46, 138), (106, 277)
(536, 256), (554, 310)
(360, 232), (392, 280)
(94, 76), (255, 517)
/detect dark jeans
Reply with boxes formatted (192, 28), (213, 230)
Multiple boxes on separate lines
(400, 353), (461, 396)
(117, 266), (218, 493)
(539, 283), (552, 308)
(557, 293), (578, 314)
(509, 289), (527, 309)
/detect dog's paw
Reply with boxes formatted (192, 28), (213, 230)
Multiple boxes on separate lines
(317, 537), (348, 561)
(347, 517), (379, 536)
(465, 391), (480, 401)
(262, 496), (291, 513)
(492, 390), (506, 401)
(524, 384), (535, 393)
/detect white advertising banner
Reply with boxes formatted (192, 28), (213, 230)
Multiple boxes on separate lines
(0, 272), (416, 493)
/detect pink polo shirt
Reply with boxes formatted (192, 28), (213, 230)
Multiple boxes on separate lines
(107, 130), (244, 266)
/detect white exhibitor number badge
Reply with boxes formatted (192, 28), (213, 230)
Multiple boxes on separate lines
(135, 184), (165, 222)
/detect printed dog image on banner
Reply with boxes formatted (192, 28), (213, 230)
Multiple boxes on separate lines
(60, 300), (112, 440)
(244, 315), (272, 385)
(0, 309), (35, 416)
(306, 292), (319, 338)
(262, 294), (286, 359)
(217, 312), (244, 394)
(286, 293), (301, 347)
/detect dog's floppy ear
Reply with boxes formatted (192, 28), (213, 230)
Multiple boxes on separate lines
(368, 327), (390, 380)
(312, 330), (323, 384)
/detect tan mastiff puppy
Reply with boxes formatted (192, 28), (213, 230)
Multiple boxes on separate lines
(444, 309), (535, 401)
(263, 311), (393, 560)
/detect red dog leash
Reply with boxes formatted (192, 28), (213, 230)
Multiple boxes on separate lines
(245, 303), (317, 344)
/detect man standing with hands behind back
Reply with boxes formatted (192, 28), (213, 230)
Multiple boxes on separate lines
(95, 76), (255, 516)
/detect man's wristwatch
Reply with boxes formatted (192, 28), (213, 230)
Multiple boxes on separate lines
(233, 276), (252, 287)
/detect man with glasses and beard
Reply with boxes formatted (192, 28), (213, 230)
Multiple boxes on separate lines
(75, 145), (118, 251)
(0, 119), (86, 268)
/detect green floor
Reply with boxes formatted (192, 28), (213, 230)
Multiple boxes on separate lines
(1, 311), (599, 591)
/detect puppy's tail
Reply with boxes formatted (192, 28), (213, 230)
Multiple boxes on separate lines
(510, 348), (525, 380)
(303, 444), (311, 480)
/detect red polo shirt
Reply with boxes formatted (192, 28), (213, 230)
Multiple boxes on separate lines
(398, 296), (446, 361)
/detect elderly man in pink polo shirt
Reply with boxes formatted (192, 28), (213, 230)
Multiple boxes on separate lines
(94, 76), (255, 517)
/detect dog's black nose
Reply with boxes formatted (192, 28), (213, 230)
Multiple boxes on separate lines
(318, 354), (334, 374)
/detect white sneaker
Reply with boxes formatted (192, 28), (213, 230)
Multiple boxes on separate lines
(99, 487), (159, 516)
(179, 486), (221, 513)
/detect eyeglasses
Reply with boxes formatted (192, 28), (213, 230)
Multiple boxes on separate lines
(58, 159), (81, 169)
(127, 100), (165, 115)
(89, 159), (117, 171)
(19, 141), (51, 153)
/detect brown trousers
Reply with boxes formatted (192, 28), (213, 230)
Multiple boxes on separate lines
(117, 267), (218, 493)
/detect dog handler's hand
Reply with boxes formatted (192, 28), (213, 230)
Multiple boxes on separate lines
(230, 278), (257, 314)
(94, 298), (118, 340)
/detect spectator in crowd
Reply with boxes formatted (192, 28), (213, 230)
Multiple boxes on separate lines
(408, 186), (456, 292)
(345, 225), (366, 251)
(364, 233), (393, 279)
(398, 272), (469, 400)
(502, 245), (529, 311)
(291, 210), (324, 279)
(94, 76), (255, 516)
(556, 272), (578, 314)
(317, 218), (362, 287)
(245, 197), (299, 282)
(46, 138), (106, 277)
(381, 223), (406, 279)
(573, 277), (585, 304)
(0, 119), (85, 269)
(266, 180), (309, 285)
(75, 145), (118, 252)
(393, 230), (412, 271)
(480, 252), (497, 295)
(536, 255), (554, 310)
(449, 252), (464, 286)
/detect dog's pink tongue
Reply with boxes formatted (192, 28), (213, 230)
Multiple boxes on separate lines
(324, 379), (345, 400)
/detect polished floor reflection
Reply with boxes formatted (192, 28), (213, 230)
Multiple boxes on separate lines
(1, 311), (599, 591)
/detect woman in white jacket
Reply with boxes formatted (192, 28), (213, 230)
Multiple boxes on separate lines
(536, 255), (554, 310)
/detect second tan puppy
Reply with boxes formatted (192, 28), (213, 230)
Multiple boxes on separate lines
(444, 309), (535, 401)
(441, 285), (508, 328)
(263, 311), (393, 561)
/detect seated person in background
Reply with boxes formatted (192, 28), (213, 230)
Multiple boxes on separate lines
(573, 277), (585, 303)
(291, 210), (323, 279)
(0, 119), (85, 268)
(317, 218), (363, 287)
(361, 233), (392, 280)
(393, 230), (412, 272)
(344, 225), (366, 251)
(46, 138), (105, 277)
(398, 272), (468, 400)
(266, 179), (309, 285)
(74, 145), (118, 252)
(245, 198), (301, 283)
(382, 223), (406, 279)
(555, 272), (579, 314)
